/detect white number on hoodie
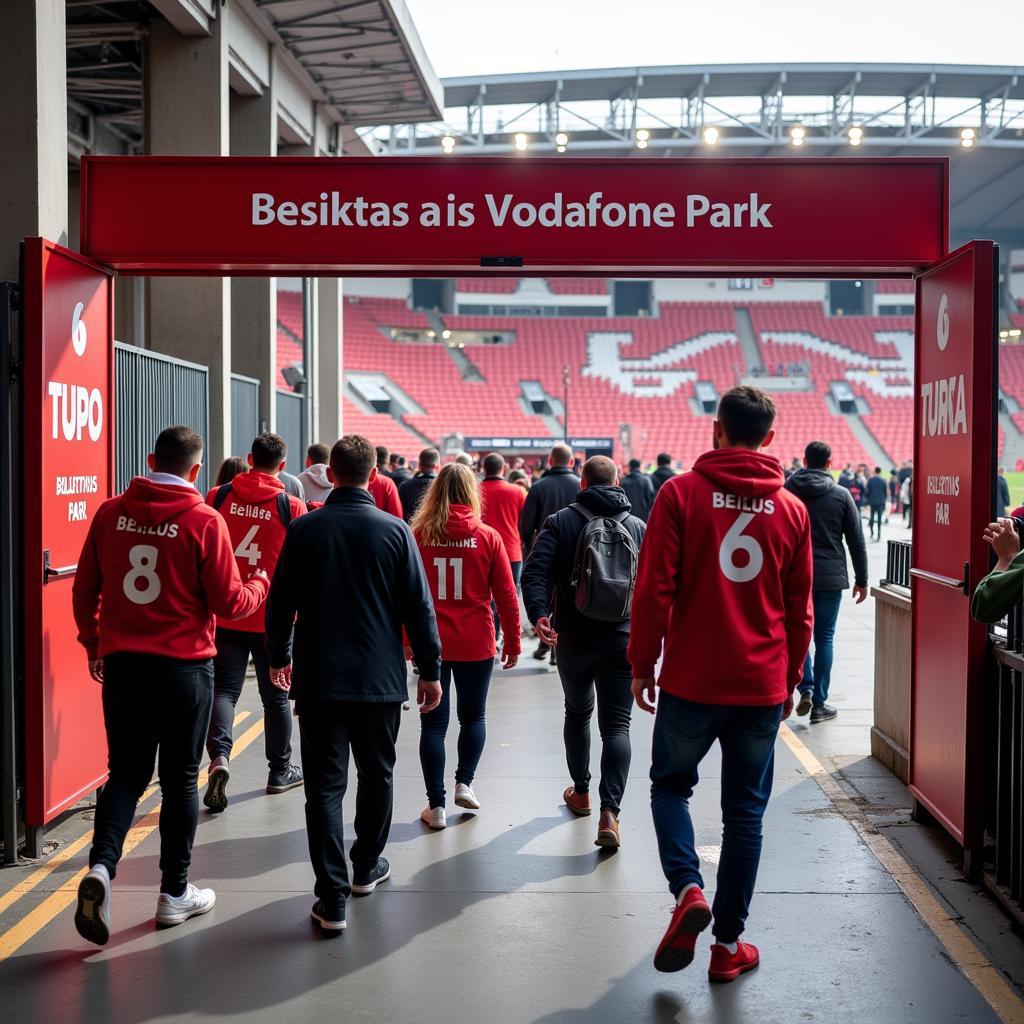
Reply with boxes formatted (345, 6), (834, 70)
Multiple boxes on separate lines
(433, 557), (464, 601)
(235, 526), (262, 567)
(123, 544), (161, 605)
(719, 513), (763, 583)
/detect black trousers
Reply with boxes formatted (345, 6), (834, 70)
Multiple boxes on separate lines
(207, 627), (292, 772)
(89, 653), (213, 895)
(298, 701), (402, 908)
(556, 632), (633, 816)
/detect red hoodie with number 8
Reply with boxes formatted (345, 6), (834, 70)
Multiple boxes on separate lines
(73, 477), (270, 660)
(627, 448), (813, 706)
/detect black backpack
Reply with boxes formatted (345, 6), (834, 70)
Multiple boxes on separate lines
(211, 482), (293, 526)
(568, 504), (640, 622)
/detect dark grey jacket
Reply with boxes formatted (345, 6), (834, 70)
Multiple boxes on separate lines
(620, 470), (656, 521)
(519, 466), (581, 553)
(521, 485), (646, 638)
(398, 471), (437, 523)
(784, 468), (868, 591)
(651, 465), (676, 493)
(266, 487), (441, 703)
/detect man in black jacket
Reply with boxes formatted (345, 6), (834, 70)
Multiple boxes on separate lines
(519, 443), (581, 663)
(864, 466), (889, 541)
(651, 453), (676, 493)
(521, 456), (645, 849)
(267, 435), (442, 932)
(398, 447), (439, 523)
(620, 458), (655, 521)
(784, 441), (868, 724)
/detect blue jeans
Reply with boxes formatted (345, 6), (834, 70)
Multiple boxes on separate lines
(650, 693), (782, 943)
(419, 658), (494, 809)
(799, 589), (843, 707)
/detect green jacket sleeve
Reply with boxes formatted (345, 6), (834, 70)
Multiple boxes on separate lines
(971, 551), (1024, 624)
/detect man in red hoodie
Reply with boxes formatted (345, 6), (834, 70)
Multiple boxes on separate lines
(628, 386), (812, 984)
(203, 432), (307, 811)
(71, 426), (270, 946)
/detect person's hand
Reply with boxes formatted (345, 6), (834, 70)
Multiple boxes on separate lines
(250, 568), (269, 582)
(502, 649), (519, 670)
(984, 518), (1021, 570)
(852, 585), (868, 604)
(88, 658), (104, 683)
(418, 679), (442, 714)
(535, 616), (558, 647)
(631, 677), (656, 714)
(270, 664), (292, 691)
(782, 692), (795, 721)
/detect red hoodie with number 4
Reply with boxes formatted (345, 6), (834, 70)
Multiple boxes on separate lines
(73, 477), (270, 661)
(205, 471), (306, 632)
(627, 448), (813, 706)
(415, 505), (521, 662)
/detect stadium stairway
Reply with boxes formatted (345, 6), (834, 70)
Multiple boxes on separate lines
(733, 306), (765, 371)
(445, 344), (486, 383)
(842, 410), (893, 468)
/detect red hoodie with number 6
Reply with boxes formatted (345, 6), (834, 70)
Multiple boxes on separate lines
(73, 477), (270, 660)
(627, 449), (813, 706)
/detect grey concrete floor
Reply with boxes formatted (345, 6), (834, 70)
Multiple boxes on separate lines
(0, 511), (1013, 1023)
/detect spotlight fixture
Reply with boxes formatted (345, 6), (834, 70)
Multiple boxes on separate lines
(960, 127), (976, 148)
(790, 125), (805, 147)
(636, 128), (650, 141)
(554, 131), (569, 147)
(514, 132), (529, 151)
(441, 329), (452, 340)
(636, 139), (649, 150)
(848, 125), (863, 146)
(703, 126), (719, 145)
(556, 145), (567, 153)
(440, 134), (456, 153)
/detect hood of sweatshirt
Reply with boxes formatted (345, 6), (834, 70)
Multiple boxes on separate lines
(303, 463), (331, 489)
(122, 476), (203, 525)
(445, 504), (482, 538)
(784, 467), (836, 501)
(575, 484), (632, 516)
(691, 449), (784, 498)
(229, 470), (285, 504)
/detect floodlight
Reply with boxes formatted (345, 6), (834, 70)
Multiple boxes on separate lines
(703, 126), (719, 145)
(442, 329), (452, 340)
(636, 139), (649, 150)
(514, 132), (529, 151)
(960, 127), (975, 148)
(636, 129), (650, 142)
(441, 134), (456, 152)
(790, 126), (805, 146)
(556, 145), (567, 153)
(848, 125), (863, 146)
(554, 131), (569, 147)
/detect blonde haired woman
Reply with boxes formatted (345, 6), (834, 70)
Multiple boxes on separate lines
(411, 464), (520, 829)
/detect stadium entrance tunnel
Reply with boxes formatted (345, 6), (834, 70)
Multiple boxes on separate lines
(1, 155), (998, 895)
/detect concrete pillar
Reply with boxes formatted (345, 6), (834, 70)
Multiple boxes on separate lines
(316, 278), (343, 443)
(145, 13), (231, 464)
(230, 87), (278, 432)
(0, 0), (68, 282)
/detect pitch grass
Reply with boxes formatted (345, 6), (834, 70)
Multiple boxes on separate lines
(1006, 471), (1024, 513)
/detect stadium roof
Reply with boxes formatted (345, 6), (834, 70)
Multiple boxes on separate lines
(372, 63), (1024, 244)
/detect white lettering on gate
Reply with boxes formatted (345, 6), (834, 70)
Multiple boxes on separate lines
(919, 375), (968, 437)
(47, 381), (103, 442)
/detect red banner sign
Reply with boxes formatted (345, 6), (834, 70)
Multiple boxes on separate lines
(80, 156), (948, 276)
(910, 240), (996, 850)
(22, 238), (113, 825)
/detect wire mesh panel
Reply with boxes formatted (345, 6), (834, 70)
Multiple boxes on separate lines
(114, 343), (209, 494)
(230, 374), (260, 458)
(275, 390), (306, 476)
(884, 539), (912, 588)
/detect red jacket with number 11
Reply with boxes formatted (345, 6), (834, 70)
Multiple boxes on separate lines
(628, 448), (813, 706)
(73, 477), (270, 660)
(415, 505), (521, 662)
(206, 471), (306, 632)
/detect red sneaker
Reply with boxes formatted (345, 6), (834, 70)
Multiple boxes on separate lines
(653, 887), (712, 972)
(708, 940), (760, 983)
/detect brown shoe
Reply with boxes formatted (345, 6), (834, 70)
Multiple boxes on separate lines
(595, 810), (621, 848)
(563, 786), (592, 816)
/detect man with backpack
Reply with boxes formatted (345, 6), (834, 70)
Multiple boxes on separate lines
(203, 432), (307, 811)
(521, 456), (645, 849)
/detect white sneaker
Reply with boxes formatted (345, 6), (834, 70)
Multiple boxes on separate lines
(155, 883), (216, 927)
(454, 784), (480, 810)
(420, 805), (446, 830)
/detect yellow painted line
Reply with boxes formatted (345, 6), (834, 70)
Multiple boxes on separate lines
(780, 724), (1024, 1024)
(0, 716), (265, 962)
(0, 709), (253, 919)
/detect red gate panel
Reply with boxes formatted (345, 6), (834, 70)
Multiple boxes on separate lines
(21, 238), (114, 825)
(910, 240), (997, 849)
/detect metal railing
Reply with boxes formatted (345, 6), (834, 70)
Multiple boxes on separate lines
(883, 538), (912, 589)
